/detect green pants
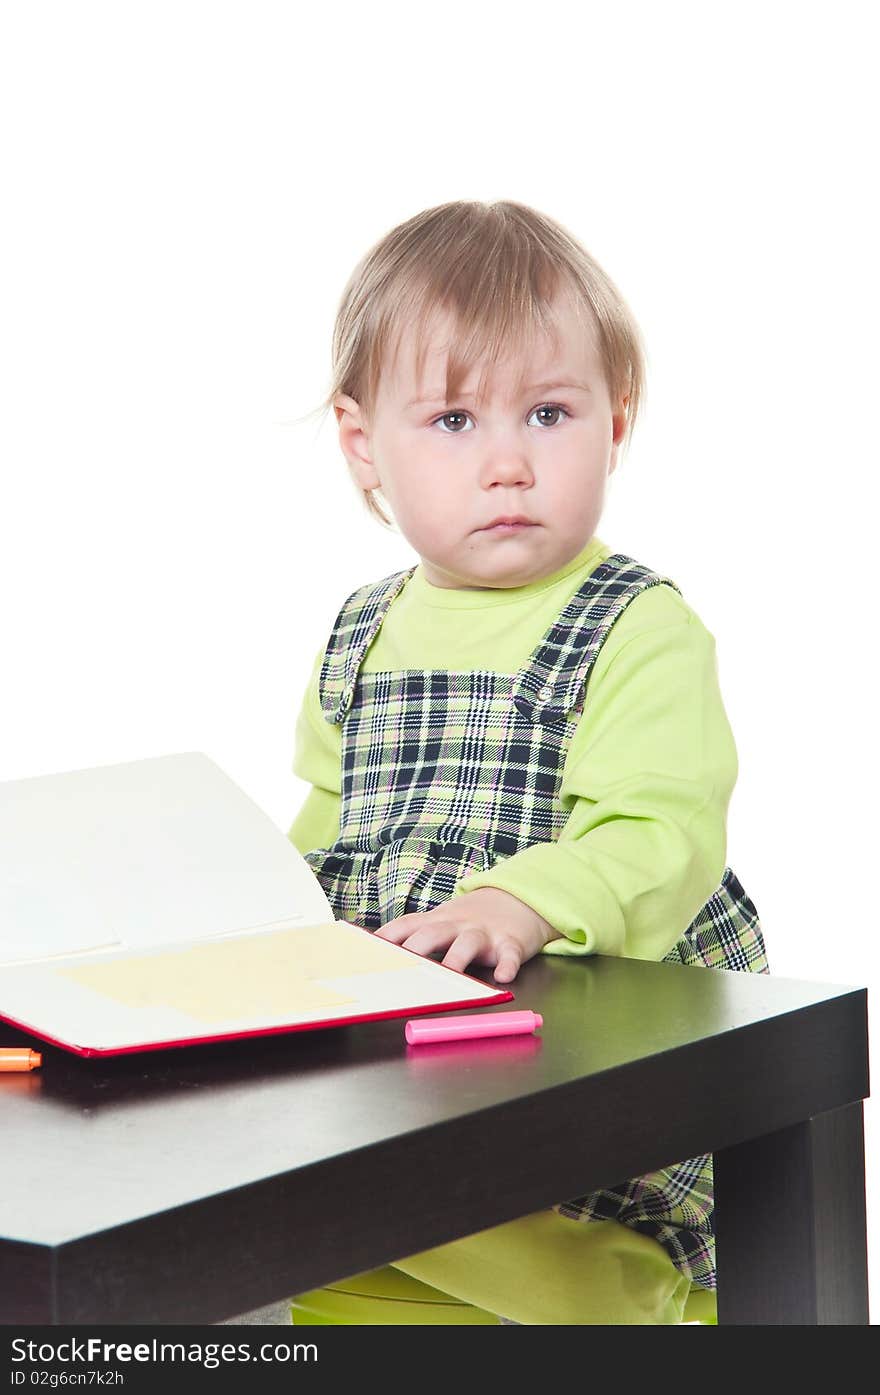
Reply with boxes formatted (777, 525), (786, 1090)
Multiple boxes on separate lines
(395, 1209), (710, 1324)
(292, 1210), (717, 1325)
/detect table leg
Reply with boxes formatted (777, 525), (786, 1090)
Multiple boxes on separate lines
(714, 1100), (869, 1324)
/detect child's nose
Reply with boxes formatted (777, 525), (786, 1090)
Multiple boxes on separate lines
(478, 444), (535, 487)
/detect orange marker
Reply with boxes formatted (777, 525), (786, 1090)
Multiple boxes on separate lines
(0, 1048), (42, 1072)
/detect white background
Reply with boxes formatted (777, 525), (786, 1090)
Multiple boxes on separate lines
(2, 1), (877, 1316)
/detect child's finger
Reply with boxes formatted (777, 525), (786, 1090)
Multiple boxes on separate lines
(374, 914), (423, 944)
(395, 921), (469, 960)
(491, 939), (524, 984)
(440, 926), (491, 974)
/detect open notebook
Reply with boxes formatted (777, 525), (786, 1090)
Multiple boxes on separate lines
(0, 753), (512, 1057)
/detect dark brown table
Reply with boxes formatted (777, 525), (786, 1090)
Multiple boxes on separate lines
(0, 955), (870, 1325)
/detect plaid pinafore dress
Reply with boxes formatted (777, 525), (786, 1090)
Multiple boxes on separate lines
(305, 553), (769, 1290)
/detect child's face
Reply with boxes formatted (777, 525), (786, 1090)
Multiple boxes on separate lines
(336, 295), (627, 590)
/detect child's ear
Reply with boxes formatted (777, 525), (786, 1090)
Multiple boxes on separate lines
(608, 396), (629, 473)
(333, 393), (382, 492)
(613, 395), (629, 444)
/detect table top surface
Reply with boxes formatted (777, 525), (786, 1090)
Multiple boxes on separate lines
(2, 954), (867, 1253)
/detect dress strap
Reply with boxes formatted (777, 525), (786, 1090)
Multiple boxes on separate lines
(512, 554), (682, 723)
(318, 567), (416, 724)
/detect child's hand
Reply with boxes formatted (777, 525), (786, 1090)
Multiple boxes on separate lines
(374, 887), (561, 984)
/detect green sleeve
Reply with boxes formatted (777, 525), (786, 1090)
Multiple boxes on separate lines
(286, 645), (343, 855)
(453, 612), (738, 962)
(288, 785), (342, 857)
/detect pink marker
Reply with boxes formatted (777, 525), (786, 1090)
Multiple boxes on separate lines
(405, 1010), (543, 1045)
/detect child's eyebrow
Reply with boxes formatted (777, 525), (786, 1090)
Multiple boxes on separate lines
(406, 379), (592, 408)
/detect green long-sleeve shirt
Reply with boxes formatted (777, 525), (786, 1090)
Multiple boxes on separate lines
(288, 536), (739, 962)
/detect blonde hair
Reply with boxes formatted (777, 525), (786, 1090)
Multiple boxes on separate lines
(314, 200), (646, 527)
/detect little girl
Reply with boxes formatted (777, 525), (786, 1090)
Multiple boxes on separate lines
(287, 199), (768, 1325)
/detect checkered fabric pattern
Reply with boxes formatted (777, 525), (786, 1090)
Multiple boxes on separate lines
(305, 553), (769, 1290)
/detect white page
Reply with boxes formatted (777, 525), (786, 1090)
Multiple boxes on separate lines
(0, 753), (334, 964)
(0, 921), (510, 1053)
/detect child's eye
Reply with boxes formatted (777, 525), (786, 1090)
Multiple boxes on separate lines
(432, 404), (571, 433)
(433, 411), (474, 433)
(527, 404), (570, 428)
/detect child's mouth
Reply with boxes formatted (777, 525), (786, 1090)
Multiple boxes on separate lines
(479, 519), (536, 535)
